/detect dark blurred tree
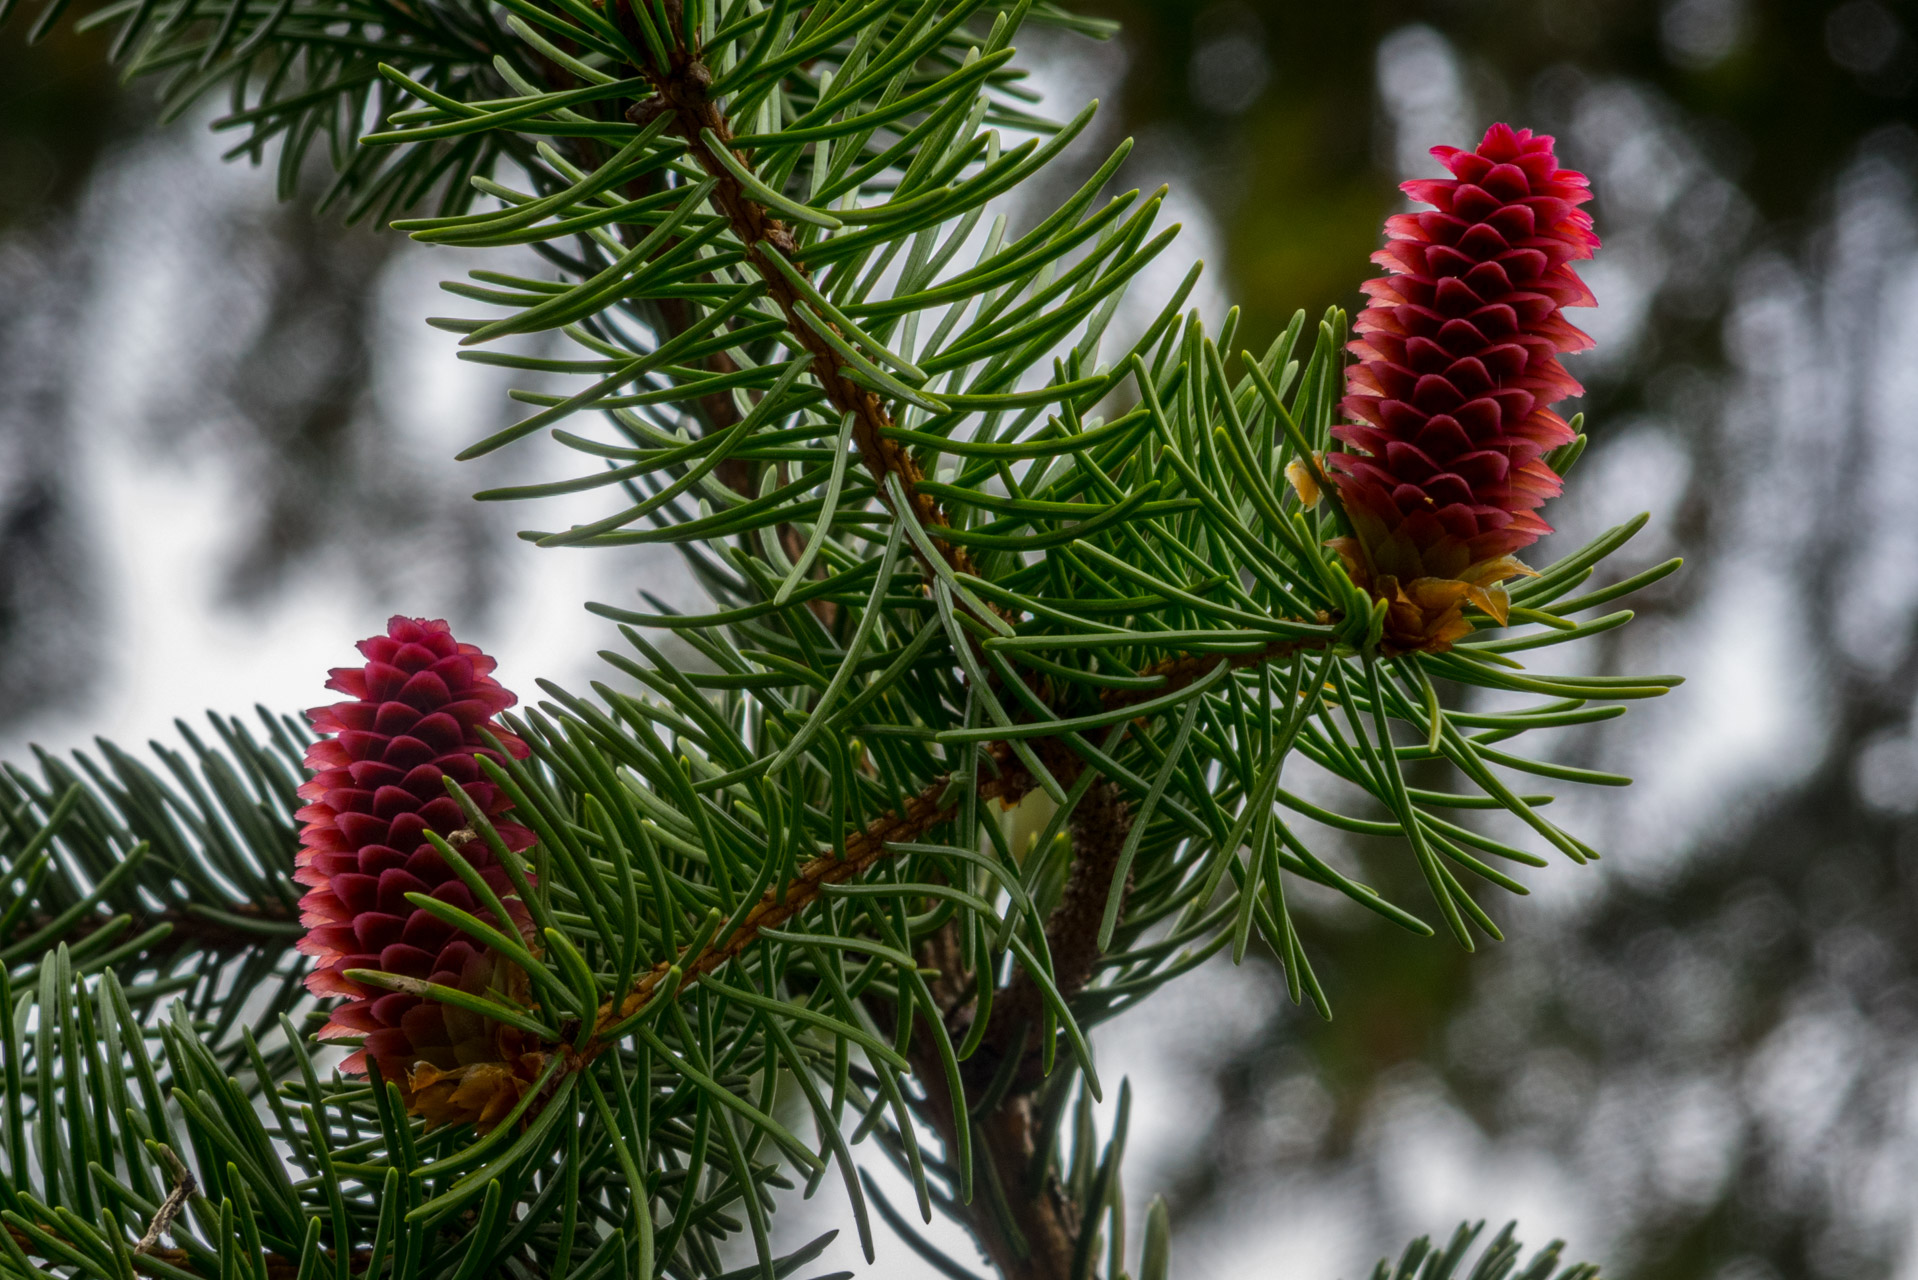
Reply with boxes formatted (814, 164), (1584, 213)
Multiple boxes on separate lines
(1095, 0), (1918, 361)
(0, 23), (512, 736)
(0, 24), (124, 229)
(0, 24), (127, 724)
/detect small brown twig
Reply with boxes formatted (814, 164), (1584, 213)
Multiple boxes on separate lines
(134, 1148), (195, 1257)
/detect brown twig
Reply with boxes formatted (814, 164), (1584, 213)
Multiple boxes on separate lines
(134, 1151), (196, 1256)
(1117, 634), (1329, 709)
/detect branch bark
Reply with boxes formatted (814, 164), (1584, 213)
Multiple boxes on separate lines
(904, 779), (1135, 1280)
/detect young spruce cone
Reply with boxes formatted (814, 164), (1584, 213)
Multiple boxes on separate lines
(1329, 123), (1599, 652)
(296, 616), (546, 1128)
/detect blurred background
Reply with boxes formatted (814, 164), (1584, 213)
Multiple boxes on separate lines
(5, 0), (1918, 1276)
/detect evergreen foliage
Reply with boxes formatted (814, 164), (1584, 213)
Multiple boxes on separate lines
(0, 0), (1679, 1275)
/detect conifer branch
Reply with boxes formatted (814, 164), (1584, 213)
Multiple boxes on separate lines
(897, 780), (1131, 1280)
(580, 745), (1036, 1053)
(617, 2), (1000, 610)
(4, 1223), (362, 1280)
(7, 902), (299, 955)
(562, 622), (1326, 1086)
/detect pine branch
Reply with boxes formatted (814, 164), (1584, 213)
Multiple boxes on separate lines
(616, 4), (998, 609)
(569, 621), (1330, 1072)
(8, 900), (296, 956)
(0, 710), (306, 993)
(7, 1195), (373, 1279)
(1370, 1221), (1600, 1280)
(578, 744), (1031, 1056)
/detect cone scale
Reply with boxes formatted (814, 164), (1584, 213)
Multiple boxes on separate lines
(296, 616), (546, 1127)
(1329, 123), (1600, 652)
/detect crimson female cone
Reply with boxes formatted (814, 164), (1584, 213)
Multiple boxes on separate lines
(1329, 123), (1599, 652)
(296, 616), (543, 1125)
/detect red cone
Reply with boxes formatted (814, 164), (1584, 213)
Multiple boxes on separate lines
(295, 616), (536, 1083)
(1328, 123), (1599, 650)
